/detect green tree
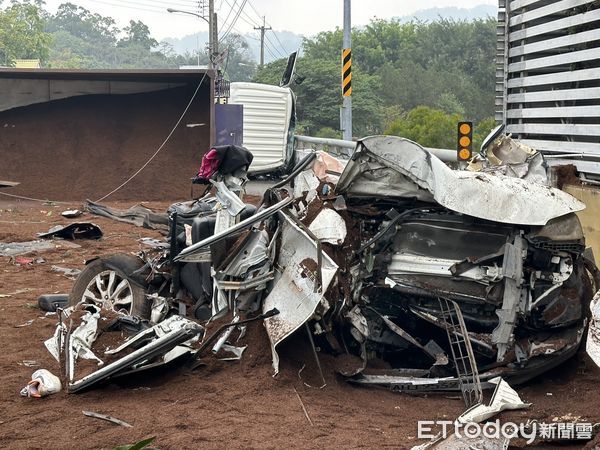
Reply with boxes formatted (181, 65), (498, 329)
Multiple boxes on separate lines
(473, 116), (498, 150)
(256, 17), (496, 139)
(118, 20), (158, 50)
(315, 127), (341, 139)
(254, 57), (287, 84)
(384, 106), (461, 149)
(221, 33), (257, 82)
(47, 2), (117, 44)
(0, 1), (51, 66)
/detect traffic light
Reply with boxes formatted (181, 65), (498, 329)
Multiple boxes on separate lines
(457, 121), (473, 161)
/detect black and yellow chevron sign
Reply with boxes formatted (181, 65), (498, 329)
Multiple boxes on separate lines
(342, 48), (352, 97)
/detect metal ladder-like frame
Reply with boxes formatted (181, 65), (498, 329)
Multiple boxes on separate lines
(438, 297), (483, 408)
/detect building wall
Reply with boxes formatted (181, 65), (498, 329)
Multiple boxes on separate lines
(496, 0), (600, 174)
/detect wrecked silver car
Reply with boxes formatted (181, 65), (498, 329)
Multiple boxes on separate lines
(60, 136), (597, 395)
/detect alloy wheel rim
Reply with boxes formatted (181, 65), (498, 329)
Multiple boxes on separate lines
(82, 270), (134, 314)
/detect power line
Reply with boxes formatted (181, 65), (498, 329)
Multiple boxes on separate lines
(219, 0), (247, 42)
(112, 0), (170, 11)
(246, 0), (264, 23)
(270, 29), (289, 55)
(142, 0), (201, 9)
(264, 33), (285, 58)
(243, 0), (289, 57)
(83, 0), (172, 15)
(263, 42), (279, 61)
(219, 0), (288, 60)
(221, 0), (258, 27)
(218, 0), (238, 38)
(220, 0), (247, 41)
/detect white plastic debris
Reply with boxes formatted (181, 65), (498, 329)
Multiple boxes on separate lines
(61, 209), (83, 218)
(586, 290), (600, 367)
(308, 208), (347, 245)
(457, 377), (530, 424)
(20, 369), (62, 398)
(293, 170), (321, 198)
(219, 344), (248, 361)
(411, 433), (510, 450)
(69, 307), (103, 364)
(44, 305), (103, 372)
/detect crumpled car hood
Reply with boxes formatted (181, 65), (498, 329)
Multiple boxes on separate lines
(336, 135), (585, 226)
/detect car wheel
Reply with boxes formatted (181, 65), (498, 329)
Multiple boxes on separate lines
(69, 255), (150, 319)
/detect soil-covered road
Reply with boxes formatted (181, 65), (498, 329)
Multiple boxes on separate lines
(1, 200), (599, 449)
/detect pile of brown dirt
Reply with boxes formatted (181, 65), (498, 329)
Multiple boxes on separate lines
(0, 84), (210, 202)
(554, 164), (581, 190)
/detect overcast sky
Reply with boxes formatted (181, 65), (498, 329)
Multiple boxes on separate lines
(41, 0), (496, 40)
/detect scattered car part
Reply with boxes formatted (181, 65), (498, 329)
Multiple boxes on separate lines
(307, 208), (347, 245)
(270, 151), (317, 190)
(0, 240), (79, 257)
(0, 180), (19, 188)
(38, 294), (69, 312)
(219, 229), (270, 278)
(492, 235), (526, 361)
(66, 315), (203, 393)
(212, 315), (240, 354)
(480, 124), (505, 153)
(469, 133), (547, 185)
(85, 200), (169, 231)
(13, 256), (34, 265)
(175, 197), (294, 262)
(457, 376), (530, 424)
(191, 308), (279, 368)
(411, 433), (510, 450)
(82, 410), (132, 428)
(218, 344), (247, 361)
(51, 265), (82, 279)
(61, 209), (83, 218)
(586, 290), (600, 368)
(38, 222), (103, 240)
(263, 212), (338, 374)
(437, 298), (482, 408)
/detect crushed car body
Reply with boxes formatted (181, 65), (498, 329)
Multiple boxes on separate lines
(36, 137), (599, 397)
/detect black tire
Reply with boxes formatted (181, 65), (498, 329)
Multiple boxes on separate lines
(69, 254), (151, 319)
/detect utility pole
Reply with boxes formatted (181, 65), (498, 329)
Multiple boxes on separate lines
(254, 17), (272, 67)
(208, 0), (215, 68)
(341, 0), (352, 141)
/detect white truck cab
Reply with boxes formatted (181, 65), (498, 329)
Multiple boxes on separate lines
(228, 52), (298, 174)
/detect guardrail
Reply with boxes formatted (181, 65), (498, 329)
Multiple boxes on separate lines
(293, 135), (457, 162)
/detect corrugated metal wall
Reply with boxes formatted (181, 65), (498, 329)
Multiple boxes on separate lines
(496, 0), (600, 173)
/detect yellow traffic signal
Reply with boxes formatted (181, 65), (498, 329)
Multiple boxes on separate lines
(457, 121), (473, 161)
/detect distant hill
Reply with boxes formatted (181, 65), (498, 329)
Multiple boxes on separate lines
(162, 30), (302, 64)
(161, 4), (497, 64)
(400, 5), (497, 22)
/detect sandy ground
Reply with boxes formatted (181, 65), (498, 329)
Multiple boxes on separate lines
(1, 199), (600, 450)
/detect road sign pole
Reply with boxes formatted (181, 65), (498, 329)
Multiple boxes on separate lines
(342, 0), (352, 141)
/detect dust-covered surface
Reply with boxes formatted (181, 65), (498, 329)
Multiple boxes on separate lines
(1, 200), (600, 449)
(0, 85), (210, 202)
